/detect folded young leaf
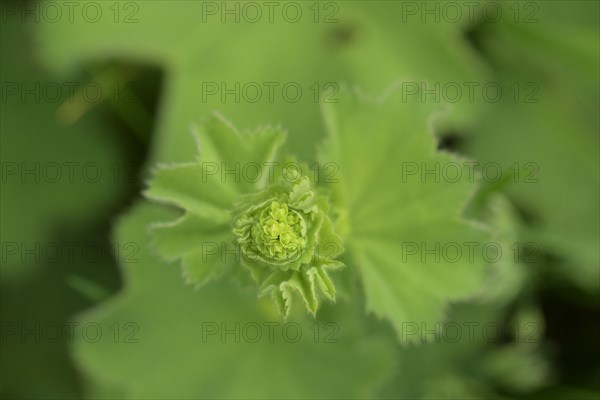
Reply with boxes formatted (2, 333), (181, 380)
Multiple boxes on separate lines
(145, 113), (345, 316)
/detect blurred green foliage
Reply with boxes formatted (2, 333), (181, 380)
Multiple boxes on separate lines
(1, 1), (598, 399)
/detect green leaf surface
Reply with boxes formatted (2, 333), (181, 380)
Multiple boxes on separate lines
(319, 86), (488, 340)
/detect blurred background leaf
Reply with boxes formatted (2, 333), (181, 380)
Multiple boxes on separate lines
(461, 1), (600, 293)
(36, 0), (489, 164)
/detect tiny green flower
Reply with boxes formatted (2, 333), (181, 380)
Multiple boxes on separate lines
(233, 177), (320, 270)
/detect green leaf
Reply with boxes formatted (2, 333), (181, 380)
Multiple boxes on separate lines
(476, 196), (531, 305)
(150, 214), (233, 287)
(145, 114), (286, 287)
(319, 85), (488, 341)
(144, 113), (286, 221)
(309, 266), (337, 301)
(145, 162), (235, 222)
(194, 113), (287, 192)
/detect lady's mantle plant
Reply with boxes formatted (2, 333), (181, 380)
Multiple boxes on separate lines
(145, 86), (488, 339)
(145, 113), (343, 317)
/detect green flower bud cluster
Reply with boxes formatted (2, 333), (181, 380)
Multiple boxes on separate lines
(255, 202), (307, 262)
(233, 177), (324, 271)
(232, 176), (344, 316)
